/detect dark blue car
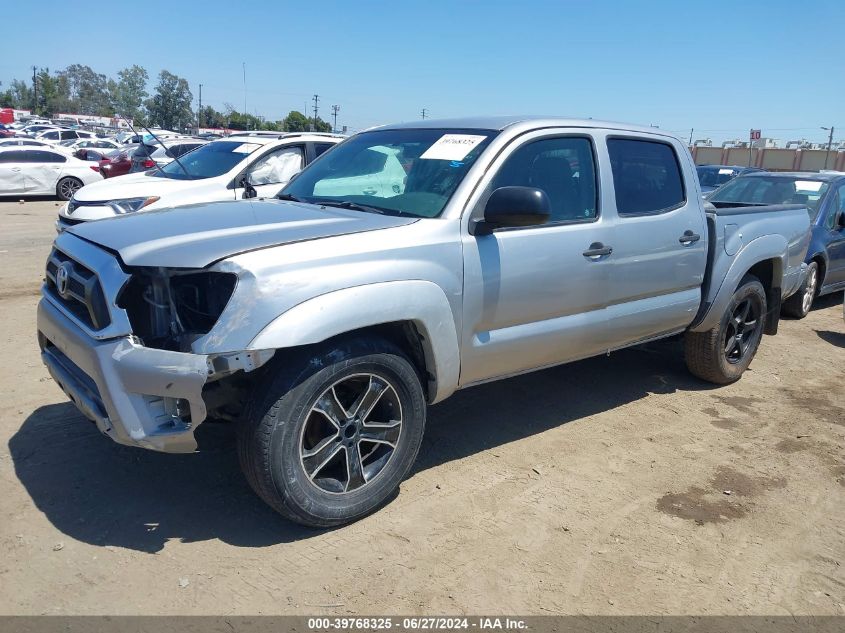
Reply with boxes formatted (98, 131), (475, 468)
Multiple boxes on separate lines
(709, 171), (845, 317)
(696, 164), (766, 196)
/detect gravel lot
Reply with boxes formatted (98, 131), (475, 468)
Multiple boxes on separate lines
(0, 199), (843, 615)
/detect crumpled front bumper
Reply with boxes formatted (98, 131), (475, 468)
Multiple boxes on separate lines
(37, 298), (211, 453)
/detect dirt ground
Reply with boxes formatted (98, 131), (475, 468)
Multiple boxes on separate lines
(0, 199), (843, 616)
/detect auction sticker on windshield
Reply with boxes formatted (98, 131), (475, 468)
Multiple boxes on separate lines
(232, 143), (261, 154)
(420, 134), (487, 161)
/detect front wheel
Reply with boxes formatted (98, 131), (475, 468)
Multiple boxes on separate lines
(684, 275), (767, 384)
(238, 337), (427, 527)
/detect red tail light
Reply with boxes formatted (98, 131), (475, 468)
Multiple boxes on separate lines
(143, 159), (155, 168)
(90, 166), (100, 172)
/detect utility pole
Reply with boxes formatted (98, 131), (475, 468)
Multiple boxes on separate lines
(312, 94), (320, 131)
(32, 66), (38, 112)
(688, 128), (694, 146)
(421, 108), (428, 120)
(198, 84), (203, 130)
(331, 104), (339, 133)
(242, 63), (247, 115)
(822, 126), (835, 170)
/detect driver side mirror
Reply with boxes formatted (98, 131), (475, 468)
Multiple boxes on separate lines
(470, 186), (551, 236)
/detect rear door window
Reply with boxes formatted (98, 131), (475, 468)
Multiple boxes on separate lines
(314, 142), (335, 158)
(27, 150), (66, 163)
(608, 138), (685, 216)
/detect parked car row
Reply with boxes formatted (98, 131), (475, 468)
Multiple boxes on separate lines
(57, 132), (343, 227)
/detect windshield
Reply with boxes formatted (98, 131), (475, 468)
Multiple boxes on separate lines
(149, 140), (261, 180)
(697, 166), (739, 187)
(710, 176), (830, 218)
(281, 128), (496, 218)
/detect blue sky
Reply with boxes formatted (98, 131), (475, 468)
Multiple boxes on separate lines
(1, 0), (841, 144)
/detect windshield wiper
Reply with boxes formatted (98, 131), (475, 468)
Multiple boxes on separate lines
(313, 199), (390, 215)
(276, 193), (301, 202)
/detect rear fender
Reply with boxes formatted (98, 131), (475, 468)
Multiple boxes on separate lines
(690, 234), (786, 333)
(248, 280), (460, 403)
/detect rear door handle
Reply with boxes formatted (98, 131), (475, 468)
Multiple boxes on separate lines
(679, 230), (701, 245)
(583, 242), (613, 258)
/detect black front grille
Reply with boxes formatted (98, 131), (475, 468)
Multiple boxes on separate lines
(45, 249), (111, 330)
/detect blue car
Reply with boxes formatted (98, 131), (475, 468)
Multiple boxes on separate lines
(696, 164), (766, 196)
(709, 171), (845, 317)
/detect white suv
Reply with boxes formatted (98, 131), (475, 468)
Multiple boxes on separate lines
(35, 129), (98, 144)
(58, 133), (344, 229)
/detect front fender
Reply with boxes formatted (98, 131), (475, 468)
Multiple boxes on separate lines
(690, 234), (788, 333)
(248, 280), (460, 403)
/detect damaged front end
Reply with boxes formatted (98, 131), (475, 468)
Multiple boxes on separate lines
(38, 234), (272, 453)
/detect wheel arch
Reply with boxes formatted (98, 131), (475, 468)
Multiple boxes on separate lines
(247, 280), (461, 404)
(690, 234), (788, 334)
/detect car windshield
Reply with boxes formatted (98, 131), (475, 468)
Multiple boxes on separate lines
(709, 176), (830, 218)
(281, 128), (496, 218)
(149, 140), (262, 180)
(697, 166), (740, 187)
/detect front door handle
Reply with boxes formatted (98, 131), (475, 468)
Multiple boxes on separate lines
(679, 230), (701, 245)
(583, 242), (613, 258)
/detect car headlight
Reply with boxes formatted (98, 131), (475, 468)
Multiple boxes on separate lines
(108, 196), (160, 214)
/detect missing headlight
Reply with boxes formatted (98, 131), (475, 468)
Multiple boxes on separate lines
(118, 269), (237, 351)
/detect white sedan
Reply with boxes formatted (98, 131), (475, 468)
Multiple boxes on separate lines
(0, 146), (103, 200)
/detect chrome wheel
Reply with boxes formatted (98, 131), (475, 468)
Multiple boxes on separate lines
(299, 373), (402, 494)
(802, 266), (818, 314)
(724, 297), (761, 364)
(58, 178), (81, 200)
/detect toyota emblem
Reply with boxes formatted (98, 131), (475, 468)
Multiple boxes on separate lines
(56, 262), (72, 298)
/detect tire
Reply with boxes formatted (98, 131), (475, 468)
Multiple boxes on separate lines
(684, 274), (767, 384)
(56, 177), (82, 201)
(237, 336), (427, 527)
(781, 261), (818, 319)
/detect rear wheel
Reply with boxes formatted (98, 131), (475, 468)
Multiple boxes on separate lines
(238, 337), (427, 527)
(56, 177), (82, 201)
(781, 261), (818, 319)
(685, 275), (766, 384)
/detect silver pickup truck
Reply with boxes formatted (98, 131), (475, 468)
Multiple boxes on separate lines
(37, 117), (810, 526)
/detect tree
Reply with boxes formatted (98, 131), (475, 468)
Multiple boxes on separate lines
(145, 70), (193, 130)
(281, 110), (331, 132)
(0, 79), (32, 109)
(59, 64), (111, 115)
(35, 68), (72, 115)
(281, 110), (310, 132)
(199, 105), (227, 129)
(111, 65), (148, 123)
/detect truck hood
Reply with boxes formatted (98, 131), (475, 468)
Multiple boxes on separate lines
(73, 171), (203, 202)
(68, 199), (417, 268)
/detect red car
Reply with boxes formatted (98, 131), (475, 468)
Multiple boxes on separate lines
(98, 146), (135, 178)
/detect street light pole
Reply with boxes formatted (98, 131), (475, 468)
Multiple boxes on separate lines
(821, 126), (835, 170)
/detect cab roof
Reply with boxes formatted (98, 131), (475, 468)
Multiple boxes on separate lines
(373, 115), (679, 139)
